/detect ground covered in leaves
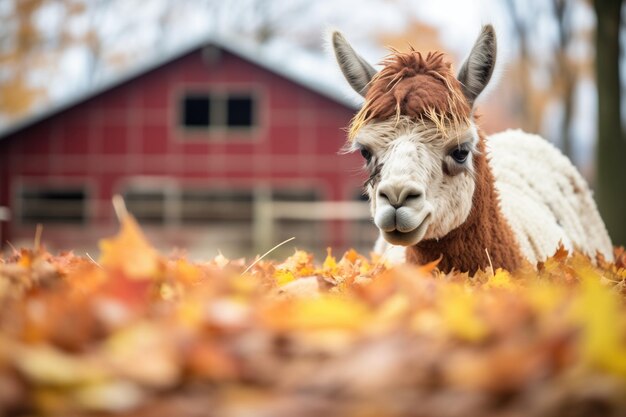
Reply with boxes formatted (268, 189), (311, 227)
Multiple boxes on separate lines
(1, 217), (626, 417)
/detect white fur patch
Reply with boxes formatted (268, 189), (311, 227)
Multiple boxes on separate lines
(488, 129), (613, 263)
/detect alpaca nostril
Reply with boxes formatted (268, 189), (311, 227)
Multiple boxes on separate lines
(378, 190), (401, 208)
(378, 183), (424, 208)
(378, 190), (389, 201)
(398, 186), (424, 206)
(405, 192), (422, 201)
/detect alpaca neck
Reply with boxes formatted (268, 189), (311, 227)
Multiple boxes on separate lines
(406, 134), (523, 274)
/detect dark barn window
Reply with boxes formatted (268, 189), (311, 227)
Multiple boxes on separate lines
(124, 189), (167, 224)
(179, 91), (257, 132)
(227, 96), (254, 127)
(181, 189), (253, 224)
(182, 96), (211, 127)
(19, 187), (87, 224)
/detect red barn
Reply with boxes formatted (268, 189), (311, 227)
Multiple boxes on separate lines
(0, 37), (376, 258)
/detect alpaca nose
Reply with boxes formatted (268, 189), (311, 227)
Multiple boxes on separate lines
(378, 182), (424, 208)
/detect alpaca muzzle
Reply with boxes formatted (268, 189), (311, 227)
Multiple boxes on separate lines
(374, 183), (432, 246)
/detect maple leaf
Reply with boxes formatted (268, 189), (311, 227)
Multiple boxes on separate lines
(273, 269), (296, 286)
(98, 215), (161, 280)
(276, 250), (315, 277)
(484, 268), (516, 290)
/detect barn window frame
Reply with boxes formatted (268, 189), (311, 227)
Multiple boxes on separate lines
(15, 183), (89, 225)
(121, 178), (179, 225)
(176, 88), (261, 135)
(179, 188), (255, 224)
(120, 179), (257, 225)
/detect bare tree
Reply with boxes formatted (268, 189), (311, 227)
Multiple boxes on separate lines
(505, 0), (541, 133)
(552, 0), (576, 158)
(503, 0), (586, 159)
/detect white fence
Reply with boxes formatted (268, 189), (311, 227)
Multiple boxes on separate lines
(252, 190), (371, 252)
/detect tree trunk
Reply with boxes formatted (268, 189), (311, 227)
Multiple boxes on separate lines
(594, 0), (625, 246)
(554, 0), (574, 159)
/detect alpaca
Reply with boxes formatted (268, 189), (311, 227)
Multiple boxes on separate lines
(332, 25), (613, 273)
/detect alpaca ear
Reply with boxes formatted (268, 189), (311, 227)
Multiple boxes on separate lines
(332, 31), (377, 97)
(457, 25), (497, 107)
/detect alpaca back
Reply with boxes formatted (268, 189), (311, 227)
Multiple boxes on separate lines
(487, 129), (613, 264)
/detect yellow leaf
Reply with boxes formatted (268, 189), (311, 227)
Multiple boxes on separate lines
(98, 215), (160, 279)
(104, 322), (180, 388)
(527, 283), (565, 315)
(274, 269), (296, 286)
(74, 380), (144, 412)
(358, 260), (373, 275)
(176, 298), (204, 328)
(485, 268), (515, 290)
(439, 285), (488, 342)
(277, 250), (315, 277)
(322, 247), (338, 272)
(373, 293), (410, 326)
(571, 269), (626, 376)
(13, 344), (108, 386)
(262, 295), (369, 331)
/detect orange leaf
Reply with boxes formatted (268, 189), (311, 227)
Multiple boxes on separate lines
(98, 215), (160, 279)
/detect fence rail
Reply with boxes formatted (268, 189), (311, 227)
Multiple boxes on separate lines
(252, 199), (371, 252)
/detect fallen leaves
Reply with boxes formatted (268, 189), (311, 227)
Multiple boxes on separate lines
(0, 216), (626, 417)
(260, 296), (371, 332)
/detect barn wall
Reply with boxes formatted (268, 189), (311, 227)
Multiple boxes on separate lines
(0, 47), (376, 257)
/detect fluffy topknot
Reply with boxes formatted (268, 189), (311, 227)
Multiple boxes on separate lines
(349, 49), (471, 140)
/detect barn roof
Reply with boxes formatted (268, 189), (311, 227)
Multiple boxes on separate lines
(0, 35), (360, 140)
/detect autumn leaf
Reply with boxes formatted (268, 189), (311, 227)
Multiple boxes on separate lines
(103, 322), (180, 388)
(12, 343), (109, 386)
(571, 269), (626, 376)
(321, 247), (339, 276)
(484, 268), (516, 290)
(276, 250), (315, 277)
(260, 295), (370, 331)
(98, 215), (160, 279)
(438, 284), (489, 342)
(273, 269), (296, 286)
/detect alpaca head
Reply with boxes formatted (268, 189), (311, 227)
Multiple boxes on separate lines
(333, 26), (497, 246)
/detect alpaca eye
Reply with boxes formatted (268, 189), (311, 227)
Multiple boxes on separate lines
(450, 148), (469, 163)
(360, 147), (372, 162)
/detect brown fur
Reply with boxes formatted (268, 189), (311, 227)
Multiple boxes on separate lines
(349, 50), (470, 139)
(406, 131), (524, 274)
